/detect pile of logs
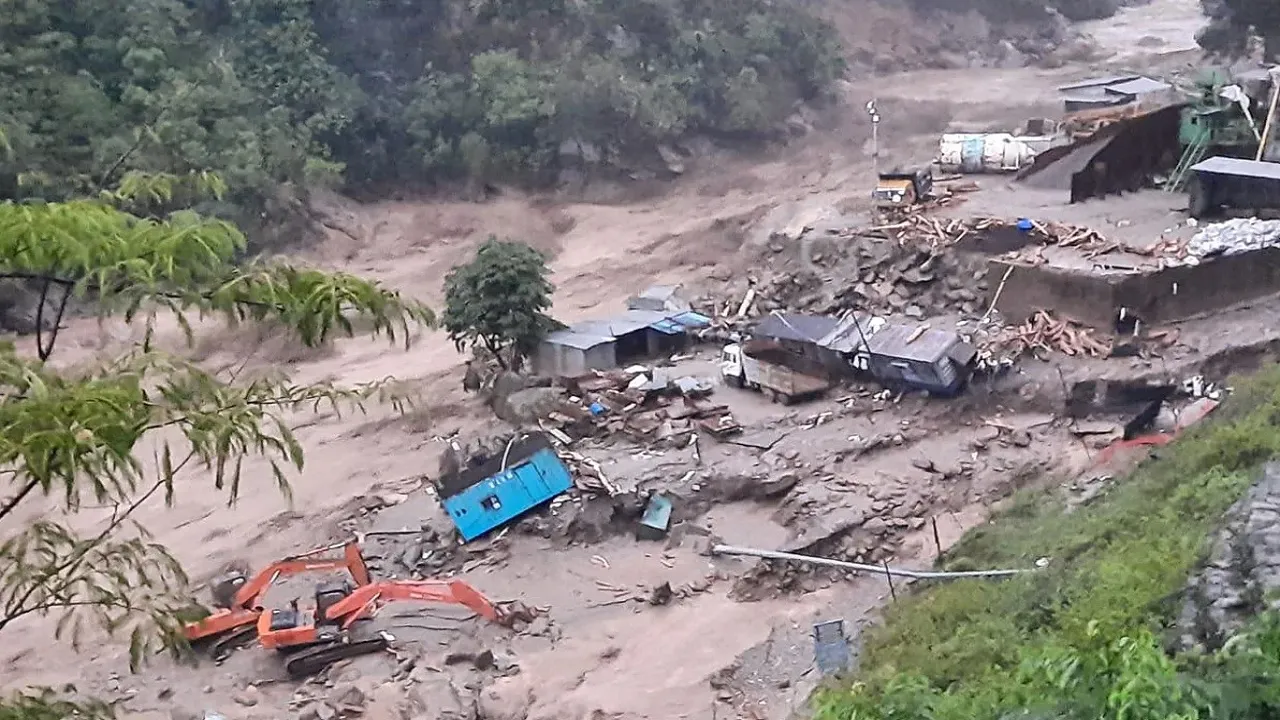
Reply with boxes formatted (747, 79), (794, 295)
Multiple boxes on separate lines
(986, 310), (1113, 359)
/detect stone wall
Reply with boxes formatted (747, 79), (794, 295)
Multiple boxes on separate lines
(1178, 462), (1280, 651)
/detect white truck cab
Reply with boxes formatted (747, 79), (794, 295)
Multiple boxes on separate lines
(720, 343), (745, 383)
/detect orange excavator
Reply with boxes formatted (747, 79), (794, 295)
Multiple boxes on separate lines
(183, 541), (372, 658)
(257, 579), (520, 677)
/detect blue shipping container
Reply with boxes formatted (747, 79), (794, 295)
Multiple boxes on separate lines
(441, 441), (573, 542)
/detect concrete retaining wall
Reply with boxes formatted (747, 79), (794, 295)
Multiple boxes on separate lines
(988, 246), (1280, 329)
(1114, 246), (1280, 325)
(988, 260), (1119, 328)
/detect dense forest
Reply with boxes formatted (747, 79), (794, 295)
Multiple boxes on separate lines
(0, 0), (844, 222)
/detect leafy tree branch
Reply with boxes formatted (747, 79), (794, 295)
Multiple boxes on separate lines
(0, 166), (435, 716)
(0, 177), (434, 358)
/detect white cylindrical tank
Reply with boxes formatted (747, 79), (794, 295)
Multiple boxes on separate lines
(937, 133), (1039, 174)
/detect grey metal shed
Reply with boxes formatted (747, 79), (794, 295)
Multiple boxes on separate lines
(753, 313), (841, 344)
(534, 330), (616, 378)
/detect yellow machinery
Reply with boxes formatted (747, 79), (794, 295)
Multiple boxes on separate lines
(873, 169), (933, 209)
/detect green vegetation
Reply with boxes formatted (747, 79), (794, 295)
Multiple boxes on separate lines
(815, 365), (1280, 720)
(443, 237), (561, 369)
(0, 171), (433, 716)
(0, 0), (845, 223)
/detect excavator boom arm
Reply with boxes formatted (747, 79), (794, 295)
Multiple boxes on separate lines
(322, 580), (502, 625)
(231, 542), (371, 608)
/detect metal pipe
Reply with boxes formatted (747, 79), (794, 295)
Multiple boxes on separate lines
(1257, 70), (1280, 162)
(710, 544), (1032, 580)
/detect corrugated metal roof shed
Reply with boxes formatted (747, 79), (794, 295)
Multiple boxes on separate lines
(563, 308), (703, 340)
(543, 329), (614, 350)
(817, 314), (879, 353)
(865, 323), (959, 364)
(1104, 77), (1171, 96)
(1058, 75), (1139, 91)
(670, 310), (711, 328)
(627, 285), (692, 312)
(753, 313), (840, 344)
(1061, 92), (1129, 107)
(1191, 156), (1280, 181)
(570, 310), (660, 338)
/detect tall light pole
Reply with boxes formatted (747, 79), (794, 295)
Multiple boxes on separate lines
(866, 99), (880, 178)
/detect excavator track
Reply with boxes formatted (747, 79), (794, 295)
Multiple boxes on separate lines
(283, 636), (389, 678)
(210, 624), (259, 660)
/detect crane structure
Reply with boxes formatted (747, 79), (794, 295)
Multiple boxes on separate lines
(182, 540), (372, 658)
(256, 579), (516, 678)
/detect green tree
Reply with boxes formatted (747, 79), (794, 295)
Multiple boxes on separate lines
(0, 168), (433, 717)
(1, 0), (846, 207)
(442, 237), (559, 370)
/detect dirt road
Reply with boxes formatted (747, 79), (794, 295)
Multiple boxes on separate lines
(0, 2), (1211, 719)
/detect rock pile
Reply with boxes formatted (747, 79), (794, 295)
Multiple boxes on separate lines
(1186, 217), (1280, 258)
(701, 219), (995, 324)
(700, 215), (1149, 328)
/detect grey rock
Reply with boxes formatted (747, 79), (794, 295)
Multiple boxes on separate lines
(329, 683), (366, 709)
(444, 638), (490, 667)
(232, 686), (260, 707)
(1188, 218), (1280, 258)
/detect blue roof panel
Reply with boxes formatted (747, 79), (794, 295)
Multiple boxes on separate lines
(671, 311), (711, 328)
(648, 318), (684, 335)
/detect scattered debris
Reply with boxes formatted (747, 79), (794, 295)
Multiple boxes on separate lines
(982, 310), (1112, 360)
(648, 582), (674, 606)
(1182, 374), (1225, 400)
(540, 367), (741, 447)
(637, 494), (674, 541)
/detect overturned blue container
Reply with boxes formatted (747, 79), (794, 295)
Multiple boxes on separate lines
(440, 432), (573, 543)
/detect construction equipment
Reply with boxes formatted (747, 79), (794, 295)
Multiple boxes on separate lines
(182, 541), (372, 658)
(872, 169), (933, 208)
(257, 579), (516, 678)
(1166, 128), (1211, 193)
(1165, 69), (1273, 192)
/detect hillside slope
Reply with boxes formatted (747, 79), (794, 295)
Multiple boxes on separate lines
(815, 366), (1280, 720)
(0, 0), (1138, 230)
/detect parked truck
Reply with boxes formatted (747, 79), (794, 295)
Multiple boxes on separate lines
(720, 340), (833, 404)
